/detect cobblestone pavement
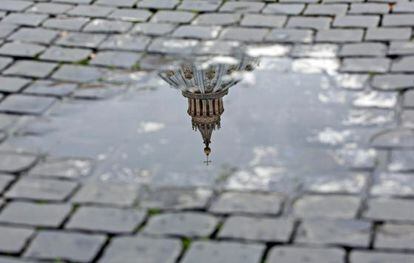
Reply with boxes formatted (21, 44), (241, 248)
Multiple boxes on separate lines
(0, 0), (414, 262)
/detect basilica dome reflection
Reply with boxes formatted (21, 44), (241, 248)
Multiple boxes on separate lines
(159, 56), (259, 164)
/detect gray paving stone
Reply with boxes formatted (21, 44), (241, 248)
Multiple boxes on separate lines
(193, 13), (241, 26)
(28, 3), (74, 14)
(339, 43), (387, 57)
(83, 19), (133, 33)
(25, 230), (106, 262)
(0, 57), (13, 71)
(144, 212), (218, 237)
(109, 8), (152, 22)
(0, 0), (33, 12)
(405, 90), (414, 108)
(131, 22), (175, 36)
(0, 42), (46, 58)
(220, 27), (269, 42)
(67, 5), (114, 17)
(151, 10), (195, 23)
(383, 14), (414, 27)
(349, 3), (389, 14)
(293, 195), (361, 218)
(350, 251), (414, 263)
(0, 114), (20, 132)
(220, 1), (264, 13)
(287, 17), (331, 30)
(366, 28), (412, 41)
(372, 128), (414, 148)
(364, 198), (414, 221)
(90, 51), (141, 68)
(5, 177), (78, 201)
(40, 46), (91, 62)
(306, 4), (347, 15)
(148, 38), (199, 54)
(56, 32), (107, 48)
(173, 25), (221, 39)
(219, 216), (294, 242)
(296, 219), (371, 247)
(0, 225), (34, 254)
(0, 94), (56, 115)
(0, 174), (14, 193)
(266, 246), (346, 263)
(402, 110), (414, 128)
(0, 24), (18, 39)
(389, 151), (414, 172)
(24, 81), (77, 97)
(99, 35), (151, 51)
(72, 182), (138, 207)
(100, 236), (181, 263)
(52, 65), (107, 83)
(392, 56), (414, 73)
(178, 0), (221, 12)
(241, 14), (287, 28)
(66, 206), (146, 233)
(375, 224), (414, 250)
(29, 158), (92, 179)
(341, 58), (390, 73)
(316, 29), (364, 42)
(0, 201), (71, 227)
(8, 28), (59, 44)
(0, 153), (37, 173)
(54, 0), (93, 3)
(137, 0), (179, 9)
(4, 60), (58, 78)
(266, 29), (313, 43)
(209, 192), (283, 215)
(96, 0), (137, 7)
(43, 17), (90, 31)
(371, 172), (414, 197)
(263, 3), (305, 15)
(393, 1), (414, 13)
(333, 15), (379, 28)
(389, 41), (414, 55)
(181, 241), (265, 263)
(0, 77), (30, 93)
(2, 13), (48, 26)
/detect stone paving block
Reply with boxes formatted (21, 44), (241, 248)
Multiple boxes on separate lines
(392, 56), (414, 73)
(178, 0), (221, 12)
(131, 23), (175, 36)
(371, 172), (414, 197)
(304, 172), (368, 194)
(181, 241), (265, 263)
(90, 51), (141, 68)
(263, 3), (305, 15)
(305, 4), (347, 15)
(241, 14), (287, 28)
(151, 10), (196, 23)
(366, 27), (412, 41)
(372, 74), (414, 90)
(287, 17), (331, 30)
(0, 42), (46, 58)
(28, 3), (74, 14)
(29, 158), (92, 179)
(266, 246), (346, 263)
(293, 195), (361, 218)
(173, 25), (221, 40)
(4, 60), (58, 78)
(72, 182), (138, 207)
(350, 251), (414, 263)
(316, 29), (364, 43)
(83, 19), (133, 33)
(220, 1), (265, 13)
(56, 32), (107, 48)
(375, 224), (414, 250)
(0, 24), (18, 39)
(8, 28), (59, 44)
(0, 153), (37, 173)
(349, 3), (389, 14)
(144, 212), (218, 237)
(2, 13), (48, 26)
(371, 128), (414, 148)
(389, 41), (414, 55)
(139, 187), (212, 210)
(0, 77), (30, 93)
(393, 1), (414, 13)
(266, 29), (313, 43)
(0, 225), (34, 254)
(96, 0), (137, 7)
(52, 65), (107, 83)
(5, 177), (78, 201)
(43, 17), (90, 31)
(383, 14), (414, 27)
(402, 110), (414, 128)
(40, 46), (92, 62)
(54, 0), (93, 3)
(66, 206), (146, 233)
(0, 114), (20, 132)
(364, 198), (414, 221)
(389, 151), (414, 172)
(341, 58), (390, 73)
(0, 201), (71, 227)
(245, 44), (290, 57)
(220, 27), (269, 42)
(0, 95), (56, 115)
(193, 13), (241, 26)
(99, 35), (151, 52)
(108, 8), (152, 22)
(209, 192), (283, 215)
(219, 216), (294, 242)
(0, 57), (13, 71)
(0, 0), (33, 12)
(0, 174), (14, 193)
(339, 43), (387, 57)
(405, 90), (414, 108)
(25, 230), (106, 262)
(296, 219), (371, 247)
(148, 38), (199, 54)
(24, 81), (76, 97)
(67, 5), (114, 17)
(137, 0), (179, 9)
(333, 15), (379, 28)
(100, 236), (181, 263)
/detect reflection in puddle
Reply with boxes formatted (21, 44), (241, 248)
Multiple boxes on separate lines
(3, 55), (396, 192)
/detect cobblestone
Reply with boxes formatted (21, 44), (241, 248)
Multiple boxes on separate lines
(0, 77), (30, 93)
(0, 153), (37, 173)
(8, 28), (59, 44)
(371, 172), (414, 196)
(266, 246), (345, 263)
(4, 60), (58, 78)
(293, 195), (361, 218)
(350, 251), (414, 263)
(0, 174), (14, 193)
(0, 95), (57, 115)
(364, 198), (414, 221)
(29, 158), (92, 179)
(0, 225), (34, 254)
(375, 223), (414, 250)
(90, 51), (141, 68)
(0, 42), (46, 58)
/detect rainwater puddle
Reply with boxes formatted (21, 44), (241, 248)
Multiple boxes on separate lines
(4, 55), (396, 192)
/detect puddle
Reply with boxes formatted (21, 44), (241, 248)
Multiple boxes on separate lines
(3, 55), (396, 192)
